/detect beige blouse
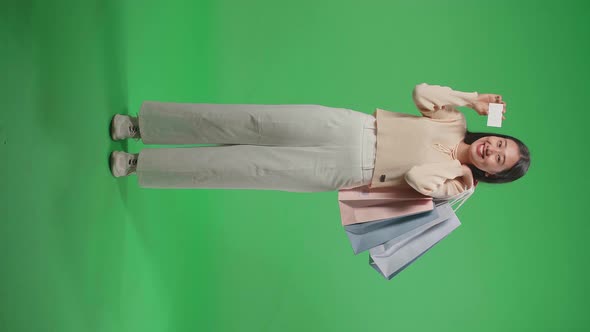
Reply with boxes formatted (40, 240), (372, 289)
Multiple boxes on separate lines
(368, 83), (479, 204)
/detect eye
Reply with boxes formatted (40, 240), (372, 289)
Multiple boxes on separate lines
(498, 141), (502, 147)
(497, 155), (501, 163)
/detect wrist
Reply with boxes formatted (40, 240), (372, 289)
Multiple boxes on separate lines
(468, 92), (479, 109)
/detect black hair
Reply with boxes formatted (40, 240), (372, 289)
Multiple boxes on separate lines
(463, 130), (531, 184)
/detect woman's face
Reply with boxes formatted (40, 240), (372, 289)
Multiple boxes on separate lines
(469, 136), (520, 176)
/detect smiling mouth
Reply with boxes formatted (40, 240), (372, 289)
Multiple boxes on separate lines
(478, 143), (485, 159)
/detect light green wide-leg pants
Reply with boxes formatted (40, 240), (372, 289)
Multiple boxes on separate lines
(136, 102), (376, 192)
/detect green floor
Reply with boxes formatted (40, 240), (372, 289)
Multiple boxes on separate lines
(1, 1), (589, 331)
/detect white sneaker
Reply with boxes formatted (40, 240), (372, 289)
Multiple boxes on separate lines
(110, 151), (139, 177)
(110, 114), (140, 141)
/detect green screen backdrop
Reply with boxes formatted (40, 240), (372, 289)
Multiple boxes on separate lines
(1, 0), (589, 331)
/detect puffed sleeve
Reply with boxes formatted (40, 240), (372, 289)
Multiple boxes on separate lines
(412, 83), (479, 121)
(404, 160), (472, 199)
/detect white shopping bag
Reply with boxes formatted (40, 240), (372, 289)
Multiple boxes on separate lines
(368, 203), (461, 280)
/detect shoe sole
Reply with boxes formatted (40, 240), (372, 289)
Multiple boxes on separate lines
(109, 151), (123, 177)
(110, 115), (118, 141)
(109, 151), (117, 177)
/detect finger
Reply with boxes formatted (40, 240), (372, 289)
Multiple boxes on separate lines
(502, 115), (506, 120)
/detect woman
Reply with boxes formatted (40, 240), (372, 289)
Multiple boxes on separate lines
(109, 83), (531, 199)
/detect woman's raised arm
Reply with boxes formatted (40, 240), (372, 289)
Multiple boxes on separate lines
(412, 83), (479, 120)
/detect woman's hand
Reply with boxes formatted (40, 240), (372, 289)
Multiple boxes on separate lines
(460, 164), (475, 189)
(471, 93), (507, 120)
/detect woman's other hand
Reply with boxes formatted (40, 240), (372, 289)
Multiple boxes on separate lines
(471, 93), (507, 120)
(460, 164), (475, 189)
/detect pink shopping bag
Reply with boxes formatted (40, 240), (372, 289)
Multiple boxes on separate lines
(338, 184), (434, 226)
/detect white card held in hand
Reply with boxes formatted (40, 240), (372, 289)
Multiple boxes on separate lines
(487, 103), (504, 127)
